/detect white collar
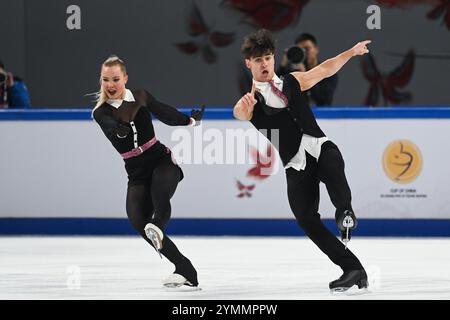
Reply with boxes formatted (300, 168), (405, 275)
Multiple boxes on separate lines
(107, 89), (135, 108)
(253, 74), (283, 88)
(252, 74), (286, 109)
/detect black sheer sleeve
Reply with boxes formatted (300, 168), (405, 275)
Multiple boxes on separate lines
(93, 107), (131, 139)
(142, 90), (191, 126)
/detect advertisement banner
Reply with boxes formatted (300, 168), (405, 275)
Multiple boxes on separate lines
(0, 117), (448, 219)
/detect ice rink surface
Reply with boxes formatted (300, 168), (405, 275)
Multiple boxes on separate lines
(1, 236), (449, 300)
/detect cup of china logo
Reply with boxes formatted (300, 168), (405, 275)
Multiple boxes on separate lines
(382, 140), (423, 184)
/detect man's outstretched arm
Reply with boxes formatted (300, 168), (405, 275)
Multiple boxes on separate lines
(292, 40), (371, 92)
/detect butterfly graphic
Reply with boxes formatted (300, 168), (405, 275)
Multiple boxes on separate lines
(236, 180), (256, 198)
(175, 2), (235, 64)
(221, 0), (310, 32)
(360, 50), (415, 106)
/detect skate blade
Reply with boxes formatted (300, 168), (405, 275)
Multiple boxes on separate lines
(162, 274), (200, 291)
(147, 233), (162, 249)
(145, 230), (163, 259)
(330, 285), (370, 296)
(341, 226), (351, 250)
(154, 248), (162, 259)
(144, 223), (163, 254)
(148, 237), (162, 259)
(163, 283), (202, 292)
(343, 238), (349, 250)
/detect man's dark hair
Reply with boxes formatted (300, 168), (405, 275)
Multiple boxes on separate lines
(240, 29), (275, 59)
(295, 33), (318, 46)
(0, 60), (4, 70)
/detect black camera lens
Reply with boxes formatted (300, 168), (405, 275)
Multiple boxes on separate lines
(0, 73), (6, 83)
(286, 46), (305, 64)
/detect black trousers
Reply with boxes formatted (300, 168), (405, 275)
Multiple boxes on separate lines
(286, 140), (363, 271)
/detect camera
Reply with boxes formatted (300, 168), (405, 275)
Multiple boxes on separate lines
(285, 46), (306, 65)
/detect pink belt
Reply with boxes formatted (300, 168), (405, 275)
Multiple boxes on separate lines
(121, 137), (158, 159)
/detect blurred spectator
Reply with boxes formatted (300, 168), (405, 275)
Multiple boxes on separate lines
(277, 33), (338, 106)
(0, 59), (31, 108)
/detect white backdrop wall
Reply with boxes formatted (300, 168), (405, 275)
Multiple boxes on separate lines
(1, 118), (448, 219)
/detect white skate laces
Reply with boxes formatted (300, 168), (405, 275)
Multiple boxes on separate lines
(144, 223), (163, 259)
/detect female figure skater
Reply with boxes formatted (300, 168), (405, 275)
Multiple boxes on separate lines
(92, 56), (204, 289)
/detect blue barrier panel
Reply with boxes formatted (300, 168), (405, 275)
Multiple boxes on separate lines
(2, 107), (450, 120)
(1, 218), (450, 236)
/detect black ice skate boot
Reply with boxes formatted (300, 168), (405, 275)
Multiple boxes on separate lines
(162, 258), (200, 291)
(336, 210), (358, 249)
(329, 269), (368, 293)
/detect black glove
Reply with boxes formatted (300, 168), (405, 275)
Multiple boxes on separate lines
(191, 105), (205, 121)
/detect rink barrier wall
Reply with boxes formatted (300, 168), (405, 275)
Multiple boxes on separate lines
(1, 218), (450, 236)
(2, 107), (450, 120)
(1, 107), (450, 236)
